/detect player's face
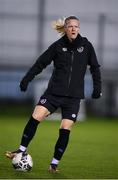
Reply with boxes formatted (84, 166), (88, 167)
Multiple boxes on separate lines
(64, 19), (80, 41)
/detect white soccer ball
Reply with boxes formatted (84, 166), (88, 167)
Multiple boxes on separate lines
(12, 153), (33, 172)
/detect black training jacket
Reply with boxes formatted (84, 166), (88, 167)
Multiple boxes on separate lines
(23, 34), (101, 98)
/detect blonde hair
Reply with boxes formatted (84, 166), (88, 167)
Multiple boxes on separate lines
(52, 16), (79, 36)
(52, 17), (66, 36)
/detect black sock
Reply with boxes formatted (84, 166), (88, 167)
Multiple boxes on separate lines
(20, 116), (40, 147)
(54, 129), (70, 161)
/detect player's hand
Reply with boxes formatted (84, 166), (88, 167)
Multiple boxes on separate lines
(92, 90), (102, 99)
(19, 78), (28, 92)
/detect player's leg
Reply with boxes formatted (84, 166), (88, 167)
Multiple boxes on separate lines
(49, 119), (74, 173)
(49, 97), (80, 173)
(54, 118), (74, 161)
(6, 105), (50, 159)
(19, 105), (50, 149)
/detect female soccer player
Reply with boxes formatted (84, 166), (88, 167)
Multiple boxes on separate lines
(6, 16), (102, 173)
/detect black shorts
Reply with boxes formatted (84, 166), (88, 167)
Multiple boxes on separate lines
(37, 94), (80, 122)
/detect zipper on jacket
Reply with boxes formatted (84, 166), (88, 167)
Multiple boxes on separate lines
(68, 51), (74, 89)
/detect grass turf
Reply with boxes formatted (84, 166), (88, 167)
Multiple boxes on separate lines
(0, 114), (118, 179)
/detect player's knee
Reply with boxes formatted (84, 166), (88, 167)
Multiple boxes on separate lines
(32, 105), (50, 121)
(32, 111), (46, 121)
(60, 119), (74, 130)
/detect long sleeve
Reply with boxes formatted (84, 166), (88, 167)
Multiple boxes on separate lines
(23, 43), (56, 82)
(88, 42), (102, 93)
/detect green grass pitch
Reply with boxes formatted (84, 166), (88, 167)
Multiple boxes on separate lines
(0, 114), (118, 179)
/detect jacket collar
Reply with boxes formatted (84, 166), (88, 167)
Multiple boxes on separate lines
(62, 34), (87, 50)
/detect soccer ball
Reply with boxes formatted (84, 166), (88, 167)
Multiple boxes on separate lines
(12, 153), (33, 172)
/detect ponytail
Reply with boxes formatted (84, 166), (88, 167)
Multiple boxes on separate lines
(52, 17), (66, 36)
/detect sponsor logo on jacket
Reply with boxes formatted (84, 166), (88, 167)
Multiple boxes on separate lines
(77, 46), (84, 53)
